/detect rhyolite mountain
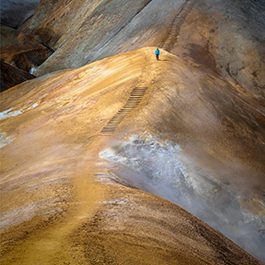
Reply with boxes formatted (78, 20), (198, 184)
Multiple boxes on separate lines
(0, 1), (265, 264)
(19, 0), (265, 99)
(1, 47), (264, 265)
(2, 0), (265, 98)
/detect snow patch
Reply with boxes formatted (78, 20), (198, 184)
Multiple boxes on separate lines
(101, 198), (129, 205)
(29, 66), (37, 75)
(30, 103), (39, 109)
(0, 103), (39, 121)
(0, 108), (23, 120)
(0, 132), (14, 149)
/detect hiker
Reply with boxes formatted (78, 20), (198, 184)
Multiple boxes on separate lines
(155, 48), (160, 60)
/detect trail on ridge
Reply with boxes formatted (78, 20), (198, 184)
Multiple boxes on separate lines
(161, 0), (194, 51)
(101, 52), (152, 134)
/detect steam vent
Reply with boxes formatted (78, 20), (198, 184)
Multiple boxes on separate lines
(0, 1), (265, 264)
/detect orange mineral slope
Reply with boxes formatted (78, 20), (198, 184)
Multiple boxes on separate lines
(20, 0), (265, 99)
(0, 48), (264, 264)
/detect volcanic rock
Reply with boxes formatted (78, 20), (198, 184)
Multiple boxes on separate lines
(20, 0), (265, 100)
(0, 48), (264, 264)
(0, 0), (40, 28)
(0, 25), (53, 81)
(0, 61), (34, 91)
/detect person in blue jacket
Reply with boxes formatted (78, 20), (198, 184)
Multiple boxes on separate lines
(155, 48), (160, 60)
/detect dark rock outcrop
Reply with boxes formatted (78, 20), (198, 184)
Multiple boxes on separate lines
(0, 0), (40, 28)
(0, 61), (34, 91)
(0, 25), (53, 84)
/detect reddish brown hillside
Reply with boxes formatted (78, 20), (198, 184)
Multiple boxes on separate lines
(0, 48), (264, 264)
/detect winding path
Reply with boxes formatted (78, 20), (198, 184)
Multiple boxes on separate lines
(161, 0), (194, 51)
(101, 87), (147, 134)
(101, 53), (151, 135)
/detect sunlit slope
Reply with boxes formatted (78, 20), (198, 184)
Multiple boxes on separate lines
(21, 0), (265, 97)
(0, 48), (264, 264)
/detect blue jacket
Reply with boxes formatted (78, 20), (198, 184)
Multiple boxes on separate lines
(155, 48), (160, 55)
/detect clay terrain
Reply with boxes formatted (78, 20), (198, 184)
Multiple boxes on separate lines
(0, 1), (265, 265)
(20, 0), (265, 99)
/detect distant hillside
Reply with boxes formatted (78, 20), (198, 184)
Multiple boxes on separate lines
(0, 0), (40, 28)
(20, 0), (265, 99)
